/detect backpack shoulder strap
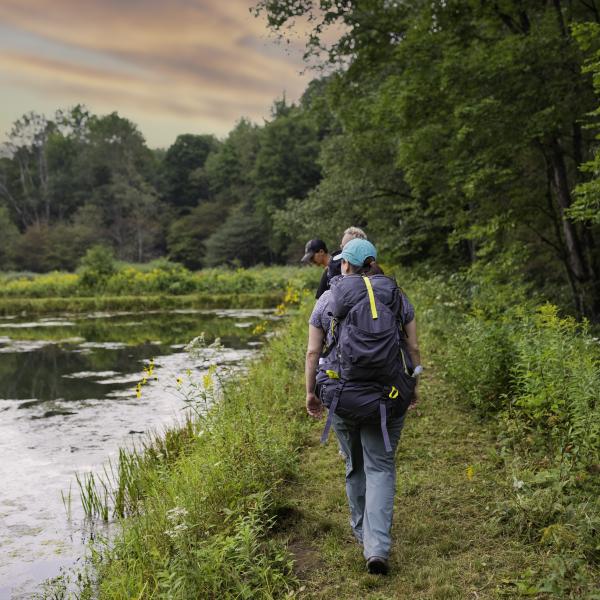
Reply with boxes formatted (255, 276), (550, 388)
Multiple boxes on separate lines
(362, 276), (378, 320)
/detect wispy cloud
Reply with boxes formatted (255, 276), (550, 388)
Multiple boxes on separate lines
(0, 0), (312, 146)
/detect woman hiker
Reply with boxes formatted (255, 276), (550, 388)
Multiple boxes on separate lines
(304, 238), (421, 575)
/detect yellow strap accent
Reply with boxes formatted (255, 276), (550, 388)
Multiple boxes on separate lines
(389, 386), (399, 399)
(362, 276), (378, 319)
(326, 370), (340, 379)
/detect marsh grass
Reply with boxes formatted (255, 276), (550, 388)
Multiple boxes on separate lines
(44, 270), (599, 598)
(0, 291), (284, 316)
(77, 419), (198, 522)
(0, 265), (321, 299)
(61, 295), (312, 599)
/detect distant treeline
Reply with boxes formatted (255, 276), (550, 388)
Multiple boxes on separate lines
(1, 1), (600, 319)
(0, 98), (323, 272)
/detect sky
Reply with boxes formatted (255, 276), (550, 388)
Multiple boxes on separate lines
(0, 0), (313, 148)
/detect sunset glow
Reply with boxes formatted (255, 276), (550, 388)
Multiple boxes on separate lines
(0, 0), (311, 147)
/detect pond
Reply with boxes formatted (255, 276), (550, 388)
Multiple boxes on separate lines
(0, 308), (275, 599)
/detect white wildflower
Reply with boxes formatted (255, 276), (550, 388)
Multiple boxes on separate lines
(166, 506), (189, 522)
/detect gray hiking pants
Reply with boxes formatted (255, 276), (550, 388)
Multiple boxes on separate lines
(331, 412), (406, 560)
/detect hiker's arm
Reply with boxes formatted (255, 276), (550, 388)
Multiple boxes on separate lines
(405, 318), (421, 406)
(305, 324), (324, 418)
(405, 318), (420, 368)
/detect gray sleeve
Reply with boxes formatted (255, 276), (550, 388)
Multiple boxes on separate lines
(309, 291), (331, 329)
(402, 293), (415, 325)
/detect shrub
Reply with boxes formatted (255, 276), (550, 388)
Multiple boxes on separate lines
(445, 313), (514, 413)
(510, 304), (600, 460)
(79, 245), (117, 290)
(0, 264), (322, 300)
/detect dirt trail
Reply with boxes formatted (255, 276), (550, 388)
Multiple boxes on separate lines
(277, 371), (545, 599)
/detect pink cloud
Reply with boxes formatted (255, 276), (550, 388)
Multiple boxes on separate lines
(0, 0), (313, 146)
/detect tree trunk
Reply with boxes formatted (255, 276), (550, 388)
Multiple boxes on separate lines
(38, 141), (50, 224)
(137, 219), (144, 262)
(548, 138), (598, 317)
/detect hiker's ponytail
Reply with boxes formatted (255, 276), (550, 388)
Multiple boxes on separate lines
(357, 257), (384, 276)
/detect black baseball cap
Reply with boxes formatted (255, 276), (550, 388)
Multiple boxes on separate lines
(300, 239), (328, 264)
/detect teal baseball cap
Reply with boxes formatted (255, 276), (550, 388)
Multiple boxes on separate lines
(338, 238), (377, 267)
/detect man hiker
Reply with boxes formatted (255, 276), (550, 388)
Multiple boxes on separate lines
(301, 238), (336, 299)
(301, 227), (368, 299)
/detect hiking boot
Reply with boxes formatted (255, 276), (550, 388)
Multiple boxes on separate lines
(366, 556), (389, 575)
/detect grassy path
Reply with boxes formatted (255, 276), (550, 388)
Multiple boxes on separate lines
(276, 368), (546, 599)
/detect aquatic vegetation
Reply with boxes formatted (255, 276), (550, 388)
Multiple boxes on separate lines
(69, 300), (310, 598)
(0, 293), (288, 317)
(0, 264), (320, 300)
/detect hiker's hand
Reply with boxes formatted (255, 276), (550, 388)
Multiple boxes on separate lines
(306, 392), (322, 418)
(409, 387), (420, 410)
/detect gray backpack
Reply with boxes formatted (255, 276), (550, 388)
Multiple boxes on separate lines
(316, 275), (415, 451)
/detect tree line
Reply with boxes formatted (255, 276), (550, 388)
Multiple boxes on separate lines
(0, 97), (322, 272)
(1, 0), (599, 319)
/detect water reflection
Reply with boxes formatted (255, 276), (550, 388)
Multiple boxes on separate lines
(0, 308), (273, 599)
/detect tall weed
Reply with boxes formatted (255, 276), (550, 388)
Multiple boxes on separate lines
(66, 291), (310, 599)
(510, 304), (600, 458)
(406, 271), (600, 596)
(0, 264), (321, 299)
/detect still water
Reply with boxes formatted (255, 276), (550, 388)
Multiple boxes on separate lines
(0, 308), (275, 599)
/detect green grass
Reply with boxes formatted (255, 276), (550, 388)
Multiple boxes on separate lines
(273, 371), (549, 599)
(41, 272), (599, 598)
(0, 291), (283, 316)
(60, 297), (313, 599)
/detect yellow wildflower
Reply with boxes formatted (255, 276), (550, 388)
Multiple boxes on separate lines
(203, 373), (213, 389)
(252, 322), (266, 335)
(466, 465), (474, 481)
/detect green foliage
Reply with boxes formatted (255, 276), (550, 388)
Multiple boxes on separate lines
(0, 264), (321, 301)
(253, 100), (322, 216)
(204, 119), (261, 207)
(445, 315), (514, 413)
(69, 295), (312, 598)
(0, 107), (168, 268)
(571, 22), (600, 226)
(412, 272), (600, 595)
(204, 208), (271, 267)
(78, 245), (117, 290)
(161, 134), (220, 211)
(511, 305), (600, 452)
(166, 201), (223, 269)
(257, 0), (600, 318)
(0, 205), (19, 269)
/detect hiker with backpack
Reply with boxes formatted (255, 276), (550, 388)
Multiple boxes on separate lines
(304, 238), (421, 575)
